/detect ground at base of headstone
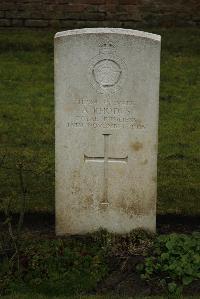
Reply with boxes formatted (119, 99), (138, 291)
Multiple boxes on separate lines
(1, 212), (199, 236)
(0, 222), (199, 297)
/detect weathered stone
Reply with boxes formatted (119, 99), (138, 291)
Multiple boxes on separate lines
(12, 19), (23, 26)
(0, 2), (14, 11)
(25, 19), (48, 27)
(0, 19), (10, 26)
(0, 0), (199, 28)
(48, 20), (61, 28)
(59, 12), (106, 21)
(0, 11), (4, 18)
(119, 21), (142, 28)
(55, 28), (161, 235)
(60, 20), (77, 29)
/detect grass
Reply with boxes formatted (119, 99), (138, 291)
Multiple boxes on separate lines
(1, 293), (200, 299)
(0, 28), (199, 215)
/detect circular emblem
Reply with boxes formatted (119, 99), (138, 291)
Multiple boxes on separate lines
(88, 42), (127, 94)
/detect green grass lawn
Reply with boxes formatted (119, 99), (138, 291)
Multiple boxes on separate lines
(0, 28), (199, 215)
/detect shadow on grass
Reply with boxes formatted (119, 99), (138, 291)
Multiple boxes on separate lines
(0, 212), (199, 235)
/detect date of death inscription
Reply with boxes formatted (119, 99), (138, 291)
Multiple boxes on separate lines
(65, 98), (145, 130)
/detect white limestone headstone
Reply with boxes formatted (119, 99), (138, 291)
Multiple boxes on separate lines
(55, 28), (161, 235)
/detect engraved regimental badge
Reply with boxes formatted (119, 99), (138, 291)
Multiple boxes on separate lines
(88, 41), (127, 94)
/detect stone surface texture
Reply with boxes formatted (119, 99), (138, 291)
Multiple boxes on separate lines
(0, 0), (199, 28)
(55, 28), (161, 235)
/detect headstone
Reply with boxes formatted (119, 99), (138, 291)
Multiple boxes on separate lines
(55, 28), (161, 235)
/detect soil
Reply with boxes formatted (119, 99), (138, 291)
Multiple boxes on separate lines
(0, 212), (199, 296)
(95, 256), (152, 297)
(95, 255), (200, 297)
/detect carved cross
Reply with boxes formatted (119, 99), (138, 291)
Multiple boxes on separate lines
(84, 134), (128, 205)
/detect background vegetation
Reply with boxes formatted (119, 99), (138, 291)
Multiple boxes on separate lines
(0, 28), (199, 215)
(0, 230), (199, 297)
(0, 28), (199, 298)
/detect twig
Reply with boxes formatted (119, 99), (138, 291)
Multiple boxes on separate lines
(3, 198), (20, 272)
(0, 154), (6, 167)
(17, 164), (27, 235)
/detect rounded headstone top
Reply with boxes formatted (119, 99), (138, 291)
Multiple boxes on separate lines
(54, 28), (161, 42)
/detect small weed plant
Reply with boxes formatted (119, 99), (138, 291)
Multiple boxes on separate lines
(0, 238), (108, 296)
(137, 233), (200, 295)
